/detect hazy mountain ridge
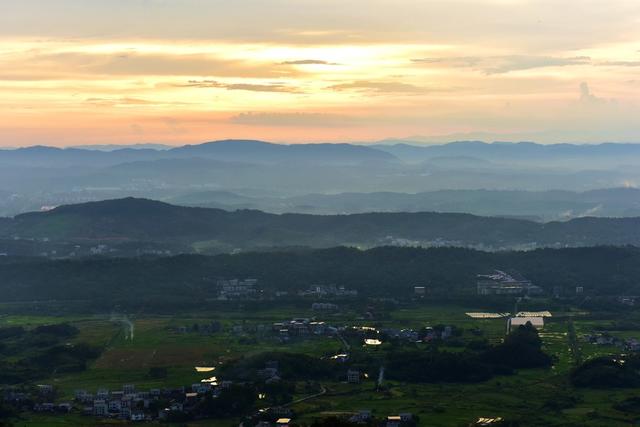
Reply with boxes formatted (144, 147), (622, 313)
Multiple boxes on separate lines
(5, 139), (640, 167)
(169, 140), (396, 164)
(0, 139), (396, 168)
(3, 139), (640, 218)
(375, 140), (640, 165)
(3, 198), (640, 254)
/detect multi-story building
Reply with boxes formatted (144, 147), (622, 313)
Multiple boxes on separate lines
(477, 270), (542, 296)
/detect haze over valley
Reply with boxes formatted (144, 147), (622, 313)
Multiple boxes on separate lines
(3, 139), (640, 222)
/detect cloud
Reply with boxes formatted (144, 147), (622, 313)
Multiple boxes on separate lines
(2, 50), (297, 80)
(599, 60), (640, 67)
(412, 57), (481, 67)
(327, 80), (424, 93)
(183, 80), (301, 93)
(280, 59), (340, 65)
(3, 0), (640, 52)
(85, 97), (154, 105)
(412, 55), (591, 74)
(93, 53), (296, 78)
(579, 82), (605, 105)
(84, 97), (191, 107)
(229, 112), (356, 127)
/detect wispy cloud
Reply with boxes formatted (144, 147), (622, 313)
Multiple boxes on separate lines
(579, 82), (605, 105)
(0, 50), (298, 80)
(327, 80), (424, 94)
(229, 112), (356, 127)
(599, 60), (640, 67)
(84, 97), (192, 107)
(183, 80), (301, 93)
(412, 55), (591, 74)
(85, 97), (154, 105)
(280, 59), (340, 65)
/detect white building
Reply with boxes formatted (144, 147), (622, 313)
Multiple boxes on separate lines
(508, 316), (544, 333)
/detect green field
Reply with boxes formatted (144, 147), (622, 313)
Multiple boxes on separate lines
(3, 302), (640, 426)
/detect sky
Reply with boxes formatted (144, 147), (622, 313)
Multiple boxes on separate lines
(1, 0), (640, 146)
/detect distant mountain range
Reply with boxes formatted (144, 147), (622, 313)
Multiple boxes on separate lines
(4, 139), (640, 167)
(2, 139), (640, 218)
(2, 197), (640, 256)
(373, 140), (640, 166)
(70, 143), (174, 151)
(0, 139), (394, 167)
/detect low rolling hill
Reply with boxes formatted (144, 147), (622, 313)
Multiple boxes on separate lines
(2, 198), (640, 254)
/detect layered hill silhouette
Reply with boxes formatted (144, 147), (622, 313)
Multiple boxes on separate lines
(0, 139), (395, 167)
(3, 139), (640, 218)
(3, 198), (640, 252)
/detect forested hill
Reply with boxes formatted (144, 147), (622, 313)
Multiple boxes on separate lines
(2, 198), (640, 251)
(0, 246), (639, 308)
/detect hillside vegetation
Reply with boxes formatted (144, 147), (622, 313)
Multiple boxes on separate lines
(3, 198), (640, 252)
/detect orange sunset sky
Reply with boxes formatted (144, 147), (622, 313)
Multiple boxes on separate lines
(1, 0), (640, 146)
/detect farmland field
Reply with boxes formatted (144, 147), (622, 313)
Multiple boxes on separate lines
(3, 301), (640, 426)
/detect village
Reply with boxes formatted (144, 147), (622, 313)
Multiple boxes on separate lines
(3, 272), (640, 426)
(3, 368), (424, 427)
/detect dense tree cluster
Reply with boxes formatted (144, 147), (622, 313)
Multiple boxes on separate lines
(1, 246), (640, 310)
(386, 324), (551, 383)
(221, 326), (551, 388)
(0, 324), (101, 383)
(571, 356), (640, 388)
(481, 323), (553, 369)
(193, 385), (256, 417)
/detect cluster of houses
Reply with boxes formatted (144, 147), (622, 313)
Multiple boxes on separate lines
(3, 384), (73, 414)
(73, 380), (250, 421)
(347, 325), (455, 345)
(379, 235), (422, 247)
(75, 383), (195, 420)
(585, 333), (640, 351)
(271, 318), (339, 343)
(476, 270), (543, 296)
(311, 302), (339, 311)
(217, 278), (259, 300)
(213, 278), (364, 302)
(378, 235), (534, 251)
(298, 284), (358, 298)
(3, 380), (253, 422)
(170, 316), (346, 344)
(5, 377), (421, 427)
(618, 296), (639, 306)
(173, 320), (222, 335)
(380, 325), (453, 342)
